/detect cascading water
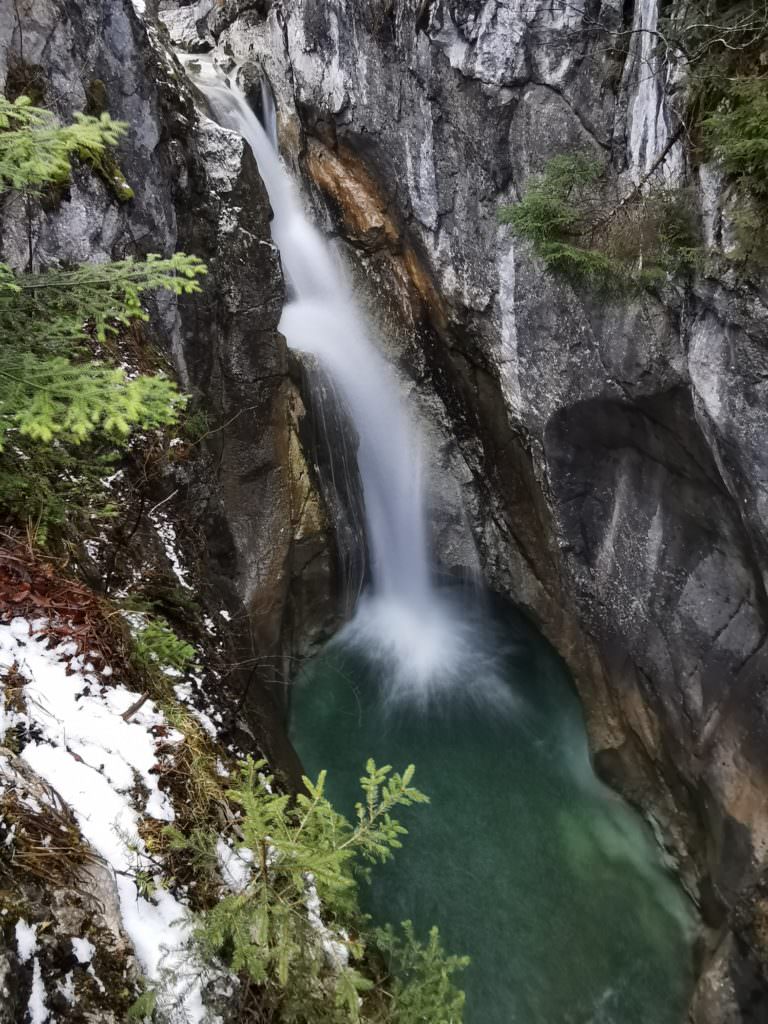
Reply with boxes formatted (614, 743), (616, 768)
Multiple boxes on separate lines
(193, 60), (506, 705)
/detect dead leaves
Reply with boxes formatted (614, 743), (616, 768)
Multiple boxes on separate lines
(0, 542), (132, 680)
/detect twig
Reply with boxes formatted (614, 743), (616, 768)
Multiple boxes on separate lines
(122, 691), (150, 722)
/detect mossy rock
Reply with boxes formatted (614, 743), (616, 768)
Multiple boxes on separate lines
(85, 78), (109, 116)
(89, 149), (135, 202)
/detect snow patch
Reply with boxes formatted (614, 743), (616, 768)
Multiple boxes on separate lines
(217, 839), (253, 893)
(150, 512), (193, 591)
(72, 936), (96, 964)
(305, 874), (349, 969)
(0, 619), (207, 1021)
(28, 959), (49, 1024)
(56, 972), (75, 1005)
(174, 680), (219, 739)
(15, 919), (37, 963)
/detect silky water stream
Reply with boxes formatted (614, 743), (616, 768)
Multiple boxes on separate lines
(194, 61), (695, 1023)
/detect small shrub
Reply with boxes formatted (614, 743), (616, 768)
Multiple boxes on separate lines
(127, 987), (157, 1020)
(181, 405), (211, 446)
(0, 438), (118, 545)
(703, 79), (768, 198)
(161, 757), (469, 1023)
(659, 1), (768, 263)
(499, 153), (699, 288)
(375, 921), (469, 1024)
(133, 617), (196, 675)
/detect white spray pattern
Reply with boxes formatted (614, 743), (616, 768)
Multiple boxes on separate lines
(192, 60), (512, 709)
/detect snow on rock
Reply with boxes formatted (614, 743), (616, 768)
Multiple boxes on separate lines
(71, 936), (96, 964)
(174, 680), (219, 738)
(150, 512), (193, 590)
(15, 919), (38, 963)
(305, 874), (349, 969)
(0, 688), (10, 743)
(0, 617), (208, 1021)
(28, 958), (50, 1024)
(0, 620), (178, 827)
(56, 971), (76, 1005)
(216, 839), (253, 893)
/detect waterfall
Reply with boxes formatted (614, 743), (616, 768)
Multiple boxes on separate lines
(260, 79), (278, 150)
(191, 60), (511, 708)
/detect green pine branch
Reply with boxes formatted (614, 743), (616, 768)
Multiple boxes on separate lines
(0, 253), (207, 351)
(169, 757), (466, 1023)
(0, 95), (207, 544)
(0, 95), (127, 191)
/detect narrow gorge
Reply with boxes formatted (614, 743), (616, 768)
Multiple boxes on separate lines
(1, 1), (767, 1022)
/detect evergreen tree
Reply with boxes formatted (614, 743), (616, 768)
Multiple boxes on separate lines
(163, 758), (468, 1023)
(0, 94), (206, 539)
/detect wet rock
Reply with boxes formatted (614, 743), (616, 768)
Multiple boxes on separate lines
(0, 751), (142, 1023)
(158, 1), (215, 52)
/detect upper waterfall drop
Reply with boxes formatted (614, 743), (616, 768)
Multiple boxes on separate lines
(192, 60), (510, 707)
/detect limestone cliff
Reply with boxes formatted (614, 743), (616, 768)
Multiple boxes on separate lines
(163, 0), (768, 1017)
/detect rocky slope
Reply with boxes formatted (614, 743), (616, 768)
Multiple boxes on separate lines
(161, 0), (768, 1018)
(0, 0), (344, 1012)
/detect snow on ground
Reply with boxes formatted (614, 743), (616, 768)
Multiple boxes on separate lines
(174, 679), (221, 739)
(28, 957), (49, 1024)
(0, 617), (208, 1021)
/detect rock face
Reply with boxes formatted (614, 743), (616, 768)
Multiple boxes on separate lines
(0, 0), (335, 765)
(175, 0), (767, 1015)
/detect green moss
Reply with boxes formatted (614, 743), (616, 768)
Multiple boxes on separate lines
(82, 80), (136, 202)
(85, 78), (109, 116)
(87, 147), (135, 202)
